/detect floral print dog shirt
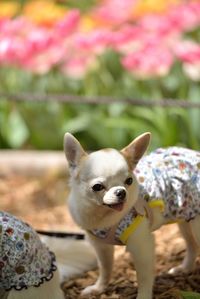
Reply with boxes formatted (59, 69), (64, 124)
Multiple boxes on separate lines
(137, 147), (200, 221)
(0, 211), (57, 291)
(91, 147), (200, 245)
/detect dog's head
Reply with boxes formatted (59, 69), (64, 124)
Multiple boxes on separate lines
(64, 132), (150, 214)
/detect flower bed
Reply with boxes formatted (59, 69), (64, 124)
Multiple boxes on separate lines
(0, 1), (200, 151)
(0, 0), (199, 79)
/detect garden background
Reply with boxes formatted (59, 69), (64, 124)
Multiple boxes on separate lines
(0, 0), (200, 151)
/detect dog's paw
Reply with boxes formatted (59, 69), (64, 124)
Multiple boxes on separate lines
(81, 284), (105, 297)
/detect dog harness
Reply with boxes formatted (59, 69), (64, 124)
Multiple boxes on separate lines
(91, 147), (200, 245)
(0, 211), (57, 291)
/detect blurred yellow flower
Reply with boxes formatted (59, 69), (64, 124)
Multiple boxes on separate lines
(0, 1), (19, 18)
(132, 0), (181, 18)
(80, 15), (99, 32)
(23, 0), (67, 26)
(80, 13), (117, 32)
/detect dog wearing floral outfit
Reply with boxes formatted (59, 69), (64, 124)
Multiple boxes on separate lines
(90, 147), (200, 245)
(0, 211), (64, 299)
(64, 132), (200, 299)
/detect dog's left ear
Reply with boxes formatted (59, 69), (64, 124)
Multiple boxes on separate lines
(121, 132), (151, 169)
(64, 133), (87, 174)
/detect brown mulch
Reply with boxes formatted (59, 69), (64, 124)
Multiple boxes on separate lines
(1, 174), (200, 299)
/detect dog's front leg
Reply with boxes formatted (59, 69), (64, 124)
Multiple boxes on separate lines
(126, 217), (155, 299)
(81, 234), (114, 297)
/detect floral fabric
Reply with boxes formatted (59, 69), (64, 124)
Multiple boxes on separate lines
(91, 147), (200, 245)
(91, 207), (138, 245)
(136, 147), (200, 222)
(0, 211), (57, 291)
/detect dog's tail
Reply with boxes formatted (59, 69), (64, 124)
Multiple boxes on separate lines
(38, 231), (97, 281)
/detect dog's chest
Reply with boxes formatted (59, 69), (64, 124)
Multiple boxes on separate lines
(90, 207), (139, 245)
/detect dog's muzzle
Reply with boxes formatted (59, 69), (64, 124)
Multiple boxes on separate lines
(103, 187), (127, 211)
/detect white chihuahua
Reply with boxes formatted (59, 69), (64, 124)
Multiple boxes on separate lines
(64, 132), (200, 299)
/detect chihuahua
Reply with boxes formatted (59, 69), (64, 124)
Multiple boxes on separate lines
(64, 132), (200, 299)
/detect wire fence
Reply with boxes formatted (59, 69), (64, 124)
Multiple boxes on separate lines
(1, 92), (200, 109)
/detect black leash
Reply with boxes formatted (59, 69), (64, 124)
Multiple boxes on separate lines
(37, 230), (85, 240)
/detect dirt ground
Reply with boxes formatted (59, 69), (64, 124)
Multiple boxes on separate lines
(1, 174), (200, 299)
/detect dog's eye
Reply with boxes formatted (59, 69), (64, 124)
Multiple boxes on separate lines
(125, 177), (133, 185)
(92, 183), (105, 192)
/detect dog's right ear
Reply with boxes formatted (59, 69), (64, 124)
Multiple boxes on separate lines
(121, 132), (151, 169)
(64, 133), (87, 174)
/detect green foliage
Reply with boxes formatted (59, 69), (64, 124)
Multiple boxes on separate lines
(181, 291), (200, 299)
(66, 0), (97, 12)
(0, 57), (200, 151)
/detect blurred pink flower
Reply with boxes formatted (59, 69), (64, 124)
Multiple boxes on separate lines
(168, 2), (200, 33)
(61, 54), (96, 79)
(75, 29), (111, 54)
(21, 41), (66, 74)
(139, 14), (179, 37)
(111, 25), (145, 53)
(0, 17), (33, 35)
(139, 2), (200, 37)
(0, 18), (33, 64)
(0, 1), (200, 79)
(55, 10), (80, 37)
(174, 40), (200, 64)
(122, 42), (174, 78)
(0, 13), (80, 74)
(92, 0), (137, 27)
(174, 40), (200, 81)
(111, 2), (200, 79)
(111, 10), (183, 56)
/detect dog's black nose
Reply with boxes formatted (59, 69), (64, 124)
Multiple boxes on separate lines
(115, 189), (126, 200)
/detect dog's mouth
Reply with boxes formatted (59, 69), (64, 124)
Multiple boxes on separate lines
(103, 202), (124, 211)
